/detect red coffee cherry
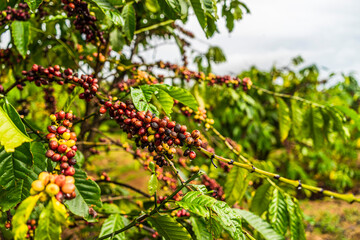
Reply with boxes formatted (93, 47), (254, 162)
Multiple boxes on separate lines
(57, 126), (67, 134)
(49, 140), (59, 150)
(189, 151), (196, 160)
(57, 144), (68, 153)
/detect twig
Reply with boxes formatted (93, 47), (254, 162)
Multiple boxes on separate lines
(96, 179), (151, 198)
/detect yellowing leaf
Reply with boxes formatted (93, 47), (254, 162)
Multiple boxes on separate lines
(0, 107), (32, 152)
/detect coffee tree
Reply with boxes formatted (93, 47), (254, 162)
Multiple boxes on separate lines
(0, 0), (359, 239)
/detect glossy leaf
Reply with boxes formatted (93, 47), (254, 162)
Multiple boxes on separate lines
(155, 89), (174, 116)
(148, 174), (158, 195)
(148, 214), (192, 240)
(89, 0), (124, 25)
(64, 169), (102, 221)
(12, 195), (40, 240)
(155, 84), (198, 111)
(122, 3), (136, 40)
(190, 217), (212, 240)
(285, 195), (306, 240)
(235, 209), (284, 240)
(0, 98), (32, 152)
(250, 183), (272, 216)
(268, 189), (288, 235)
(35, 197), (67, 240)
(99, 214), (125, 240)
(130, 87), (151, 112)
(25, 0), (43, 11)
(225, 167), (248, 206)
(11, 21), (30, 58)
(276, 97), (291, 142)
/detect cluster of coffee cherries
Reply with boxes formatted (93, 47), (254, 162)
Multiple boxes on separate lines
(22, 64), (99, 101)
(178, 104), (215, 129)
(62, 0), (105, 44)
(45, 110), (78, 177)
(25, 219), (37, 239)
(0, 48), (11, 65)
(99, 100), (201, 166)
(43, 87), (56, 113)
(0, 4), (30, 26)
(116, 69), (163, 93)
(202, 175), (225, 201)
(156, 61), (252, 91)
(30, 172), (76, 202)
(171, 209), (190, 218)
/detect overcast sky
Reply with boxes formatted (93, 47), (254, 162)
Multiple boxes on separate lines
(140, 0), (360, 77)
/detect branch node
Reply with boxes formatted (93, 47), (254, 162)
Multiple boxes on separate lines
(297, 180), (302, 190)
(210, 154), (218, 168)
(250, 165), (256, 173)
(274, 175), (280, 180)
(228, 159), (234, 165)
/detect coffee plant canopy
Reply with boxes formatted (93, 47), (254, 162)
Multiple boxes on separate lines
(0, 0), (359, 239)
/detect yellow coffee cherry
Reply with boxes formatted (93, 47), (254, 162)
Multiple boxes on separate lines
(62, 132), (71, 140)
(50, 114), (57, 122)
(45, 183), (60, 196)
(148, 135), (155, 142)
(147, 128), (156, 134)
(29, 188), (37, 196)
(59, 139), (67, 145)
(31, 180), (45, 192)
(38, 172), (50, 186)
(66, 140), (76, 147)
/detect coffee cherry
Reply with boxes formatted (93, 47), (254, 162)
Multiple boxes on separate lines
(55, 175), (66, 187)
(68, 158), (77, 165)
(191, 130), (200, 139)
(45, 183), (60, 196)
(52, 153), (61, 162)
(45, 149), (54, 158)
(46, 133), (56, 140)
(31, 180), (45, 192)
(189, 151), (196, 160)
(38, 172), (50, 186)
(57, 111), (65, 120)
(5, 222), (11, 229)
(47, 125), (57, 133)
(57, 126), (67, 134)
(62, 183), (75, 194)
(62, 132), (71, 140)
(65, 176), (75, 184)
(66, 150), (76, 158)
(58, 144), (67, 153)
(49, 140), (59, 150)
(183, 149), (191, 156)
(55, 191), (64, 202)
(60, 162), (69, 169)
(64, 166), (75, 176)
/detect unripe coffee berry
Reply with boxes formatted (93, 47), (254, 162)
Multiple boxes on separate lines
(31, 180), (45, 192)
(45, 183), (60, 196)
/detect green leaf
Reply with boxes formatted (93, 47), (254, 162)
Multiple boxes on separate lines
(176, 191), (245, 239)
(225, 167), (248, 206)
(326, 107), (349, 139)
(89, 0), (124, 25)
(268, 189), (288, 235)
(234, 209), (284, 240)
(155, 84), (198, 111)
(308, 106), (323, 148)
(276, 97), (291, 142)
(35, 197), (67, 240)
(0, 144), (34, 199)
(190, 217), (212, 240)
(25, 0), (43, 11)
(148, 174), (158, 196)
(11, 21), (30, 59)
(148, 214), (192, 240)
(189, 0), (216, 37)
(290, 99), (303, 140)
(155, 89), (174, 116)
(99, 214), (125, 240)
(0, 180), (23, 211)
(122, 3), (136, 40)
(64, 169), (102, 221)
(285, 195), (306, 240)
(31, 142), (47, 174)
(130, 87), (151, 112)
(12, 195), (40, 240)
(250, 183), (272, 216)
(74, 150), (85, 168)
(0, 98), (32, 152)
(145, 0), (160, 12)
(335, 105), (360, 130)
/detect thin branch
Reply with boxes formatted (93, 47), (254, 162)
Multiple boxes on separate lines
(199, 147), (360, 203)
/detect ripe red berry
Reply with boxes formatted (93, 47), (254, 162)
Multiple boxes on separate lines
(58, 144), (68, 153)
(68, 158), (77, 165)
(64, 167), (75, 176)
(99, 106), (107, 114)
(60, 162), (69, 169)
(189, 151), (196, 160)
(167, 121), (176, 129)
(57, 111), (65, 120)
(49, 140), (59, 150)
(104, 101), (112, 108)
(66, 150), (76, 158)
(45, 150), (54, 158)
(191, 130), (200, 139)
(57, 126), (67, 134)
(52, 153), (61, 162)
(47, 125), (57, 133)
